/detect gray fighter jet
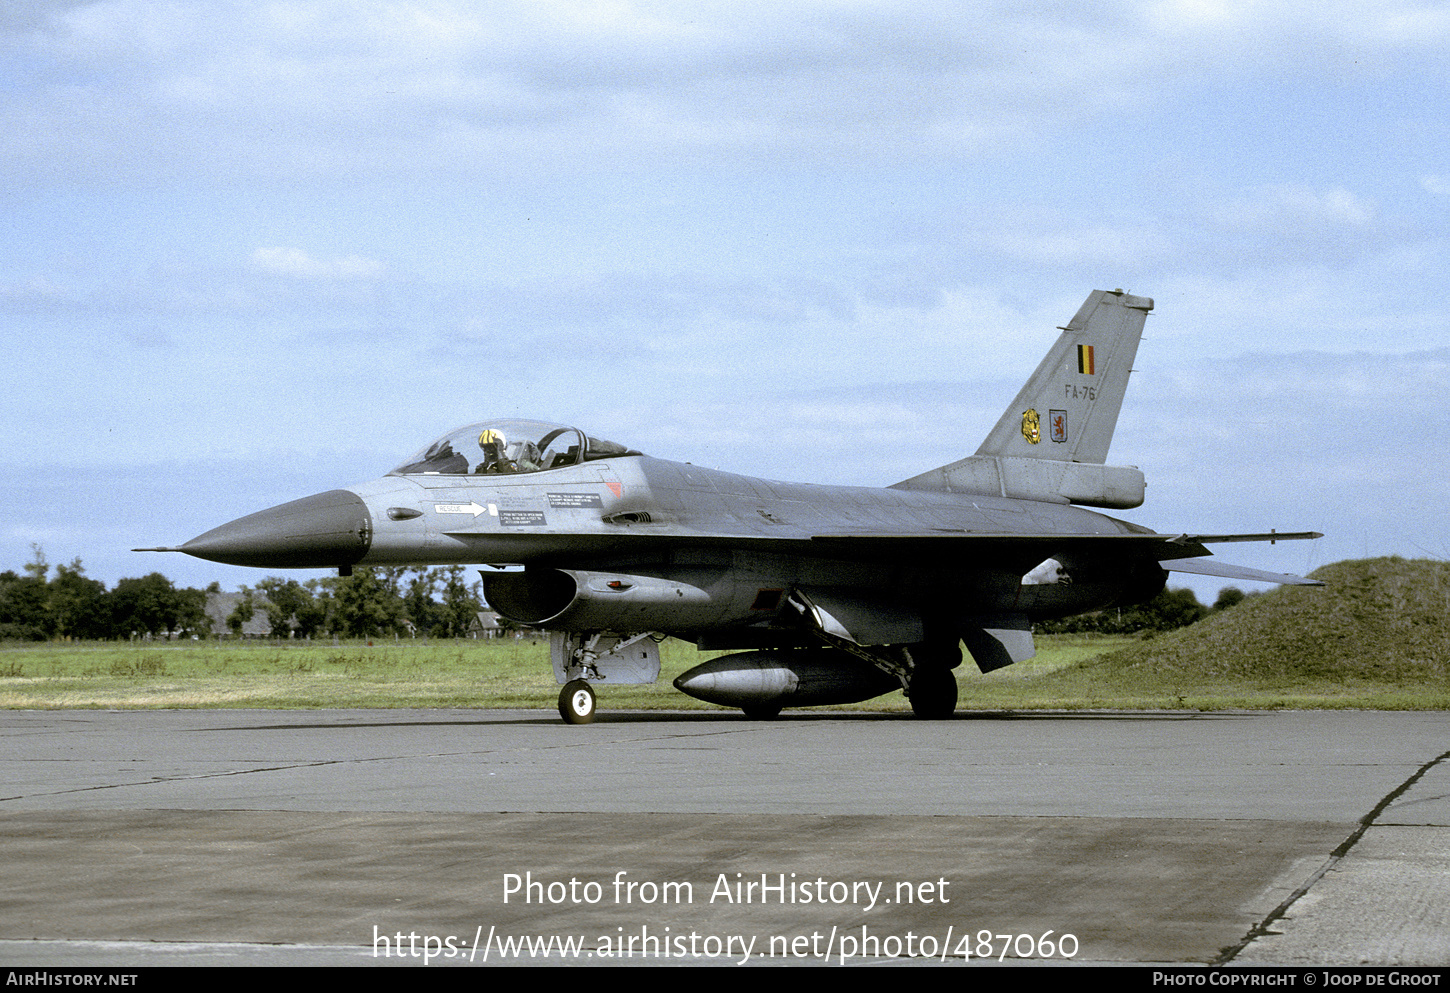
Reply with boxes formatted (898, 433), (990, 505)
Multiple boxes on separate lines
(140, 289), (1320, 723)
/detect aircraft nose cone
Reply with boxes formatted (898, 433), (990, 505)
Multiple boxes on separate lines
(180, 489), (372, 568)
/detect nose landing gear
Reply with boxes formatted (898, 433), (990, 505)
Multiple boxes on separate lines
(559, 679), (597, 724)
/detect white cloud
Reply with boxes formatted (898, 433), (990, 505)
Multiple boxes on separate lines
(987, 223), (1173, 271)
(1144, 0), (1450, 53)
(1212, 184), (1375, 232)
(5, 1), (1442, 183)
(0, 273), (67, 307)
(1422, 175), (1450, 196)
(250, 246), (384, 280)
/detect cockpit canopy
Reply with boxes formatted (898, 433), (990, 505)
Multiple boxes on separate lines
(390, 419), (638, 476)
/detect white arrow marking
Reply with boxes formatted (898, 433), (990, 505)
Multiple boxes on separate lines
(433, 502), (488, 517)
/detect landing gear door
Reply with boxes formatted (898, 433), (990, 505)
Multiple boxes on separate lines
(550, 632), (662, 685)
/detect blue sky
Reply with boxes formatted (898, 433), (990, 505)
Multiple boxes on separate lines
(3, 1), (1446, 599)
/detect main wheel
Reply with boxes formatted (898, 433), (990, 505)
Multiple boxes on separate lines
(908, 667), (958, 719)
(741, 704), (782, 720)
(559, 680), (596, 724)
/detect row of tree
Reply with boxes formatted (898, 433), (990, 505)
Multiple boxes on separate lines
(0, 550), (202, 641)
(229, 567), (485, 640)
(0, 547), (487, 641)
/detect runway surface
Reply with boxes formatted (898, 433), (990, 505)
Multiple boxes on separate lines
(2, 708), (1447, 967)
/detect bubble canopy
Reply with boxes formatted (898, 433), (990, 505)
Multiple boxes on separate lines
(390, 419), (638, 476)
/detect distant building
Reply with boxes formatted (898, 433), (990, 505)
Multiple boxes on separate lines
(468, 610), (502, 639)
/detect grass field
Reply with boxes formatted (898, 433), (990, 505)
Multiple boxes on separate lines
(3, 628), (1444, 712)
(0, 634), (1118, 712)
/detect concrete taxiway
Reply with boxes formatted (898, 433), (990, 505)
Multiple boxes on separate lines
(1, 708), (1447, 966)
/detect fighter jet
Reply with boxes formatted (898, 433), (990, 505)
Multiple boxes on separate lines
(140, 289), (1320, 723)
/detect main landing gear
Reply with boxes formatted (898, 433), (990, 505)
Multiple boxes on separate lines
(906, 665), (958, 719)
(904, 640), (960, 720)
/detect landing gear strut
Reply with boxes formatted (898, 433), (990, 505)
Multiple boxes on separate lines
(558, 680), (596, 724)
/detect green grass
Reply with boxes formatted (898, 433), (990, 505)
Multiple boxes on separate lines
(0, 634), (1136, 712)
(2, 630), (1440, 713)
(0, 637), (579, 710)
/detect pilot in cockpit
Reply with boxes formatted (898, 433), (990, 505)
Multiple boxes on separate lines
(476, 429), (512, 474)
(476, 428), (547, 474)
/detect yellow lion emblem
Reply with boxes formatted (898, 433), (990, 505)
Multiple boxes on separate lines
(1021, 408), (1041, 444)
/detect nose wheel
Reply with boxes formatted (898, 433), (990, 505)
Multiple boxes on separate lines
(559, 680), (597, 724)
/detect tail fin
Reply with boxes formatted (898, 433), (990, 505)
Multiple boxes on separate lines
(893, 289), (1153, 509)
(976, 288), (1152, 463)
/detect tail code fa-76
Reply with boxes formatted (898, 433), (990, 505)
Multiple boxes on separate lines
(141, 289), (1320, 723)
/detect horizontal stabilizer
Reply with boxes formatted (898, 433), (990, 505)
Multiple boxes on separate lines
(1161, 557), (1323, 587)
